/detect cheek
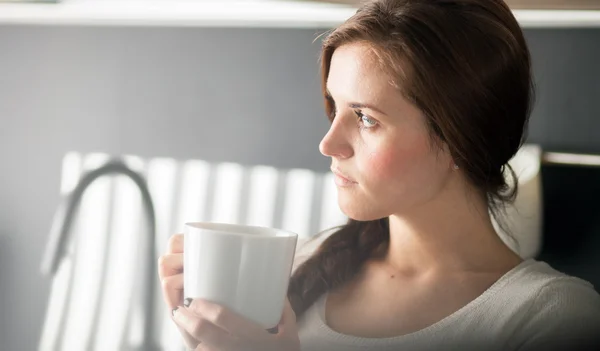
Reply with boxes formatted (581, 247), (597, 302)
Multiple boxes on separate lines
(363, 147), (407, 181)
(361, 137), (432, 183)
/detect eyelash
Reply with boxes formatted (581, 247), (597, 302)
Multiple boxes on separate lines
(326, 95), (378, 131)
(354, 110), (378, 130)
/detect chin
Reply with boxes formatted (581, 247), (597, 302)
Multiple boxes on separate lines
(338, 196), (388, 222)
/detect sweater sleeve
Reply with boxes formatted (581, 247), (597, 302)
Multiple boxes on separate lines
(513, 277), (600, 351)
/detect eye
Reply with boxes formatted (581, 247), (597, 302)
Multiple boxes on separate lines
(354, 110), (378, 129)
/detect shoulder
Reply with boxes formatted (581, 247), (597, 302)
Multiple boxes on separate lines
(509, 261), (600, 350)
(515, 260), (600, 313)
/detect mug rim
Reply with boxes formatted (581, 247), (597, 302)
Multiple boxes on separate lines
(184, 221), (298, 238)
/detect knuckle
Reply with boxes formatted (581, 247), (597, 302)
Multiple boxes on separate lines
(191, 318), (207, 337)
(167, 233), (183, 252)
(167, 235), (176, 247)
(161, 275), (174, 289)
(157, 255), (167, 268)
(211, 306), (227, 325)
(157, 255), (170, 276)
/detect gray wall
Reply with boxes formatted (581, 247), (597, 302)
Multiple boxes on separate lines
(0, 25), (598, 350)
(526, 29), (600, 152)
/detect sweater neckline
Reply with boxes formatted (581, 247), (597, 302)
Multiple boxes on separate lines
(313, 258), (538, 347)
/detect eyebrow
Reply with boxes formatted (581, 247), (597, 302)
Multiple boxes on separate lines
(325, 89), (388, 116)
(348, 103), (388, 116)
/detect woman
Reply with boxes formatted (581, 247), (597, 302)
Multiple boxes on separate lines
(158, 0), (600, 350)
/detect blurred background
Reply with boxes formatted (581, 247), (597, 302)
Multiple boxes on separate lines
(1, 0), (599, 350)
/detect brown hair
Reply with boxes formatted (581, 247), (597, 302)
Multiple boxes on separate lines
(288, 0), (535, 318)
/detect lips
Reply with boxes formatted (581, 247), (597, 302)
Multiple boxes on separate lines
(331, 167), (357, 185)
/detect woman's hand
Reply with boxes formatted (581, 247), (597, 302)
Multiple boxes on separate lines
(158, 233), (198, 347)
(159, 233), (301, 350)
(172, 297), (300, 351)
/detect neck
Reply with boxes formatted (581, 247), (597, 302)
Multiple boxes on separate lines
(381, 180), (521, 276)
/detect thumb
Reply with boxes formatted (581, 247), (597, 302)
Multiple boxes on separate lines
(277, 298), (298, 333)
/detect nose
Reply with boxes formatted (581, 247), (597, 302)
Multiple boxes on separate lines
(319, 118), (353, 159)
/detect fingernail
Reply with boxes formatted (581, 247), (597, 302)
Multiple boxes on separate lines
(184, 298), (192, 308)
(172, 307), (179, 317)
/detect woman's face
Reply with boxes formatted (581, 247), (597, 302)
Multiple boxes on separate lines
(320, 43), (455, 221)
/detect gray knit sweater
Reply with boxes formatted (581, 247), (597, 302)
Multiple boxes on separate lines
(293, 239), (600, 351)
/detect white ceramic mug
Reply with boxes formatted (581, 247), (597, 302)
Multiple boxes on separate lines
(183, 222), (298, 329)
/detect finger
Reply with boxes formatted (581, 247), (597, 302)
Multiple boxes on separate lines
(173, 306), (237, 350)
(157, 253), (183, 278)
(167, 233), (184, 254)
(175, 322), (201, 351)
(277, 298), (298, 335)
(186, 298), (266, 338)
(161, 273), (183, 310)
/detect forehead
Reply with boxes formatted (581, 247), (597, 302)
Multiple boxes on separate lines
(327, 43), (397, 100)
